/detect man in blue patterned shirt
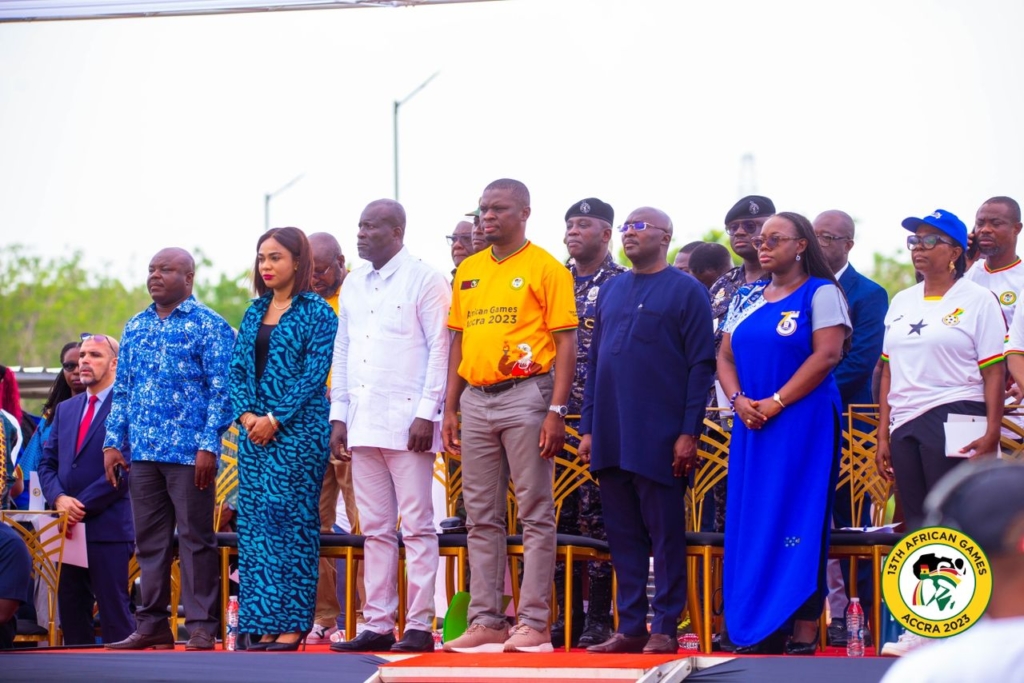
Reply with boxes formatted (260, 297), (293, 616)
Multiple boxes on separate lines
(103, 247), (235, 651)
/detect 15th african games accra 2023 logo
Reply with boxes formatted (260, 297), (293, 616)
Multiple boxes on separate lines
(882, 527), (993, 638)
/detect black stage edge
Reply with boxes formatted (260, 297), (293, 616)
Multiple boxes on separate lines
(0, 651), (387, 683)
(692, 655), (895, 682)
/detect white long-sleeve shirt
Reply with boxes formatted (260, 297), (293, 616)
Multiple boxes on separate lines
(330, 246), (451, 452)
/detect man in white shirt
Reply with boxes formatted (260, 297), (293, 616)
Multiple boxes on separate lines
(965, 196), (1024, 325)
(329, 199), (451, 653)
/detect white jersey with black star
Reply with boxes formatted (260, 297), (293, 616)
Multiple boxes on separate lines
(964, 257), (1024, 325)
(882, 278), (1006, 431)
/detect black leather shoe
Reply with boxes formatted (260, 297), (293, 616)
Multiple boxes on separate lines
(246, 637), (277, 652)
(391, 629), (434, 653)
(586, 632), (648, 654)
(330, 629), (397, 652)
(735, 631), (787, 655)
(266, 631), (308, 652)
(550, 616), (583, 649)
(784, 636), (820, 656)
(827, 618), (847, 646)
(577, 621), (613, 648)
(642, 633), (679, 654)
(185, 628), (216, 651)
(105, 630), (175, 650)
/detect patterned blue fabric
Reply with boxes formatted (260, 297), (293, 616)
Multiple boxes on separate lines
(104, 295), (235, 464)
(230, 292), (338, 634)
(12, 421), (51, 508)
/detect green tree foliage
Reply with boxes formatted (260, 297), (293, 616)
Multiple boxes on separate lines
(866, 250), (916, 300)
(0, 245), (251, 367)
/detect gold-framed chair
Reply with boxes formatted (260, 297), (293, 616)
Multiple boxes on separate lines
(3, 510), (68, 646)
(436, 450), (469, 602)
(684, 413), (731, 654)
(821, 404), (901, 654)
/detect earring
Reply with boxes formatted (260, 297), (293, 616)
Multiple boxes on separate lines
(795, 254), (802, 261)
(949, 260), (955, 274)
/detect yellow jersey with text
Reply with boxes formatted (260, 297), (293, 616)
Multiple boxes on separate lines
(449, 241), (577, 386)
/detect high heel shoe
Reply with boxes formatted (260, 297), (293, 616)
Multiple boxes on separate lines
(735, 630), (787, 655)
(247, 635), (279, 652)
(266, 630), (309, 652)
(784, 633), (820, 656)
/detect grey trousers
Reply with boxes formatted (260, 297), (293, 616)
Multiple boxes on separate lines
(459, 374), (556, 631)
(129, 461), (219, 636)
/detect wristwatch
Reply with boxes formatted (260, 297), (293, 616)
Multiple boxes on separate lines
(549, 404), (568, 418)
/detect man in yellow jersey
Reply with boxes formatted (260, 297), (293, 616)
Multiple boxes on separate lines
(442, 178), (578, 653)
(308, 232), (361, 645)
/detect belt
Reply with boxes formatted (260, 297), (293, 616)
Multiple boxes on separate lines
(469, 372), (548, 395)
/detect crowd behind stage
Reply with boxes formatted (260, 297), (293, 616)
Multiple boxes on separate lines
(0, 179), (1022, 668)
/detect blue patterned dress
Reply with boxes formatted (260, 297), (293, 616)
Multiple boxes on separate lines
(229, 291), (338, 634)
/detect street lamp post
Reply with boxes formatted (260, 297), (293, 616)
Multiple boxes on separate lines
(393, 71), (439, 201)
(264, 173), (305, 232)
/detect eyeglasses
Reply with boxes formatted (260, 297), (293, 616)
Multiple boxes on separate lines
(725, 220), (763, 236)
(446, 234), (473, 247)
(80, 333), (116, 355)
(907, 234), (955, 250)
(751, 235), (803, 250)
(617, 222), (669, 234)
(312, 264), (334, 279)
(61, 361), (79, 372)
(815, 233), (852, 245)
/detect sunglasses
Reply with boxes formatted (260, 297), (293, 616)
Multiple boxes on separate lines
(907, 234), (955, 250)
(815, 233), (852, 245)
(725, 220), (763, 236)
(617, 222), (669, 234)
(61, 361), (79, 372)
(446, 234), (473, 247)
(80, 333), (116, 355)
(751, 235), (803, 250)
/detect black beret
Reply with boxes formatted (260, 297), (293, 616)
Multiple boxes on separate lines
(724, 195), (775, 225)
(565, 198), (614, 226)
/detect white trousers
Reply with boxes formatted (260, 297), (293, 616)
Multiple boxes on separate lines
(351, 446), (438, 634)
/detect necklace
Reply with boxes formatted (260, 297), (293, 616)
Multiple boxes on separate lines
(271, 298), (292, 311)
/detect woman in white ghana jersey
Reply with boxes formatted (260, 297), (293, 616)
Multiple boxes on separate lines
(875, 209), (1007, 527)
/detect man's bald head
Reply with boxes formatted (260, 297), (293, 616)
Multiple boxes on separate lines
(147, 247), (195, 311)
(308, 232), (346, 299)
(813, 210), (855, 239)
(363, 199), (406, 231)
(154, 247), (196, 273)
(812, 210), (856, 273)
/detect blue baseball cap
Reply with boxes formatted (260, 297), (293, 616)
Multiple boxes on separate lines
(901, 209), (968, 251)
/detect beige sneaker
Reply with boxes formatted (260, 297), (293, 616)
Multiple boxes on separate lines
(503, 622), (553, 653)
(881, 631), (929, 657)
(443, 622), (509, 653)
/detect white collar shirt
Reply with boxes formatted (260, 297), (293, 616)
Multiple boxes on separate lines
(329, 246), (452, 452)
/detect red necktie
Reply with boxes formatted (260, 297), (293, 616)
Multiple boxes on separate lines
(76, 395), (99, 452)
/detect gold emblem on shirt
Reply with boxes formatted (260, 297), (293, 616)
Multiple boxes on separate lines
(1000, 291), (1017, 306)
(511, 277), (525, 290)
(942, 308), (964, 326)
(776, 311), (800, 336)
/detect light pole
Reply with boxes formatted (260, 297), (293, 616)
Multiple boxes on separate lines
(264, 173), (305, 232)
(393, 71), (440, 201)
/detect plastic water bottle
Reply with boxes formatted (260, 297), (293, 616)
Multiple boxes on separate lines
(225, 596), (240, 651)
(846, 597), (864, 657)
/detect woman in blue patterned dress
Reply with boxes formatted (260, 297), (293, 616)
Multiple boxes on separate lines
(717, 212), (851, 655)
(230, 227), (338, 651)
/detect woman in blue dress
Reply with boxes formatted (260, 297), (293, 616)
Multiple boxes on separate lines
(230, 227), (338, 651)
(717, 212), (851, 655)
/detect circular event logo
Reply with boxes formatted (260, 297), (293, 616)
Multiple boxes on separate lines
(882, 526), (993, 638)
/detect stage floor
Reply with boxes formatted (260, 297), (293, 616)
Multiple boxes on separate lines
(1, 644), (897, 683)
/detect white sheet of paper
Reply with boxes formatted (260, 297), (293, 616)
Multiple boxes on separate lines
(28, 471), (45, 511)
(40, 520), (89, 568)
(943, 417), (1001, 458)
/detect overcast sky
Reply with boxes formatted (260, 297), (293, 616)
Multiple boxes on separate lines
(2, 0), (1023, 287)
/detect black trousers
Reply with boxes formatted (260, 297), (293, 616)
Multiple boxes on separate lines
(890, 400), (983, 528)
(129, 461), (219, 636)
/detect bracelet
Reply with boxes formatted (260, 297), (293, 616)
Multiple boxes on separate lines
(729, 391), (744, 410)
(267, 413), (279, 430)
(772, 391), (786, 409)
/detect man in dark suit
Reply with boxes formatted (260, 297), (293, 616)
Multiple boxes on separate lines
(813, 210), (889, 645)
(39, 334), (135, 646)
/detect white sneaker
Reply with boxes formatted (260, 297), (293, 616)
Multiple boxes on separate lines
(307, 623), (339, 645)
(881, 631), (929, 657)
(329, 629), (347, 644)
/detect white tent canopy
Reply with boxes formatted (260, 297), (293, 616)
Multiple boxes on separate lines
(0, 0), (493, 22)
